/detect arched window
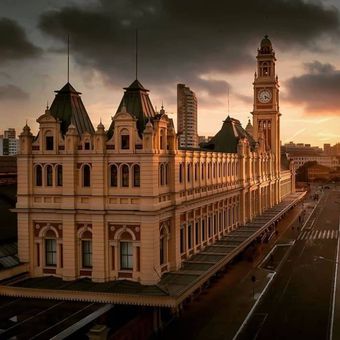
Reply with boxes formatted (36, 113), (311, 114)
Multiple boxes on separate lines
(81, 230), (92, 268)
(201, 163), (205, 180)
(179, 164), (183, 183)
(120, 129), (130, 150)
(56, 165), (63, 186)
(194, 163), (198, 181)
(120, 232), (133, 270)
(187, 164), (191, 182)
(45, 229), (57, 266)
(160, 164), (164, 186)
(46, 165), (53, 186)
(110, 164), (118, 187)
(133, 164), (140, 187)
(121, 164), (129, 187)
(35, 165), (42, 186)
(83, 164), (91, 187)
(165, 164), (169, 185)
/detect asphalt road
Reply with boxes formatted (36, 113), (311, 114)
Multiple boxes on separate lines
(237, 187), (340, 340)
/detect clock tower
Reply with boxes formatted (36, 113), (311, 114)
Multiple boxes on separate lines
(252, 35), (281, 201)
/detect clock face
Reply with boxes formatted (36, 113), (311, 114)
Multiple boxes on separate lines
(258, 89), (272, 103)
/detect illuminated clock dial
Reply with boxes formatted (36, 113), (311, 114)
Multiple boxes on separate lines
(258, 89), (272, 103)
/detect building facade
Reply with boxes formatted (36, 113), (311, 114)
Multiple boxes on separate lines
(16, 37), (294, 286)
(177, 83), (198, 148)
(288, 154), (339, 169)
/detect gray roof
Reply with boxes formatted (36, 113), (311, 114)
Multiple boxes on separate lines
(201, 116), (256, 153)
(107, 79), (156, 138)
(50, 82), (95, 136)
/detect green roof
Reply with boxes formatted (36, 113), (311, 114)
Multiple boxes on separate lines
(107, 79), (156, 138)
(201, 116), (256, 153)
(50, 82), (95, 136)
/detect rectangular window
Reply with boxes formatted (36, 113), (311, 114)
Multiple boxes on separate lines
(46, 136), (54, 151)
(188, 224), (192, 249)
(195, 222), (199, 245)
(56, 165), (63, 186)
(202, 219), (206, 241)
(180, 225), (185, 253)
(84, 142), (90, 150)
(45, 239), (56, 266)
(120, 241), (133, 270)
(82, 240), (92, 268)
(121, 135), (130, 150)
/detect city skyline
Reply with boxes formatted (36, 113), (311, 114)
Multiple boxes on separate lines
(1, 0), (340, 147)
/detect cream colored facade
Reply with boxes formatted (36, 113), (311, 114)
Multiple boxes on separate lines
(16, 37), (295, 286)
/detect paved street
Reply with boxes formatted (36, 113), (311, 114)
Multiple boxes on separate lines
(237, 187), (340, 340)
(159, 201), (305, 340)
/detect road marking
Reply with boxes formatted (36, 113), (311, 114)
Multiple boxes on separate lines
(232, 272), (277, 340)
(298, 229), (339, 241)
(330, 217), (340, 340)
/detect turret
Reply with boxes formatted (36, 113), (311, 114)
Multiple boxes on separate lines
(19, 123), (33, 155)
(94, 120), (106, 153)
(142, 119), (154, 152)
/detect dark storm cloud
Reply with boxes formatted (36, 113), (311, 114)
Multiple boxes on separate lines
(0, 18), (42, 64)
(0, 84), (29, 100)
(38, 0), (340, 92)
(285, 61), (340, 115)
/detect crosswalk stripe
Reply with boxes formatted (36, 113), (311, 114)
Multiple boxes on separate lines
(297, 229), (339, 241)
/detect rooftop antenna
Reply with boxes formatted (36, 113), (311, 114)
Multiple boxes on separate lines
(227, 86), (230, 115)
(135, 29), (138, 80)
(67, 34), (70, 83)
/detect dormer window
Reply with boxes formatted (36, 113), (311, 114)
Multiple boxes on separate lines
(120, 129), (130, 150)
(84, 142), (90, 150)
(46, 136), (54, 151)
(121, 136), (129, 149)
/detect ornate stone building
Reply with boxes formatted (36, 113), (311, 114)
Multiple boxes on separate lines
(16, 36), (294, 286)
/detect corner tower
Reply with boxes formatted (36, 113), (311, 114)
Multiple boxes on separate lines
(252, 35), (280, 174)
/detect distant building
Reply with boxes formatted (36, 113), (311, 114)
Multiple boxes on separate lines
(323, 142), (340, 156)
(324, 143), (331, 155)
(4, 128), (16, 139)
(198, 135), (207, 145)
(177, 83), (198, 148)
(281, 141), (322, 154)
(307, 164), (331, 182)
(288, 154), (339, 169)
(0, 129), (19, 156)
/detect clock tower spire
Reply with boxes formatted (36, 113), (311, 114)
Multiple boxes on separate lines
(252, 35), (281, 202)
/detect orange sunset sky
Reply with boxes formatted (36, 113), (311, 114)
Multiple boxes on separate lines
(0, 0), (340, 147)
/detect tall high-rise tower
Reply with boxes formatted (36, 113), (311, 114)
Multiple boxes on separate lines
(252, 36), (281, 173)
(177, 84), (198, 148)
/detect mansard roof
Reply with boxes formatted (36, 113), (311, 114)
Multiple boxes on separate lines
(201, 116), (256, 153)
(107, 79), (156, 138)
(49, 82), (95, 136)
